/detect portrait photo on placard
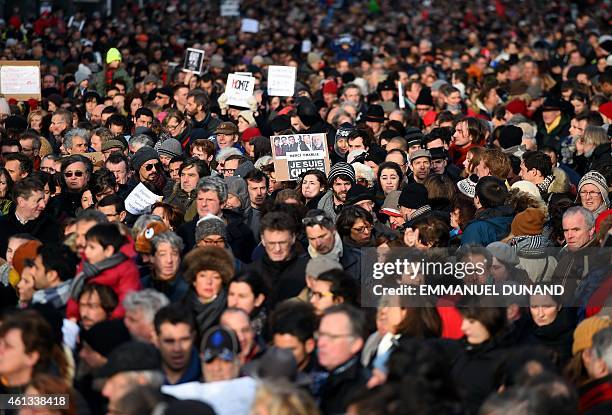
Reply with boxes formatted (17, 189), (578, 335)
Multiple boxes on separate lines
(183, 48), (205, 74)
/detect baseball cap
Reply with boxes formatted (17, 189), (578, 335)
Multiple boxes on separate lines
(215, 121), (239, 135)
(200, 326), (241, 363)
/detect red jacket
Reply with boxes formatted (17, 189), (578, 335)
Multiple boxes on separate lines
(66, 244), (141, 320)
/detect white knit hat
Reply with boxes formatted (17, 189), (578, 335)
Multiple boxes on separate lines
(457, 175), (477, 198)
(511, 180), (543, 201)
(578, 170), (610, 206)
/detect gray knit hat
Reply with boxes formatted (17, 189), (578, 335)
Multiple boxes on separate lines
(157, 138), (183, 158)
(130, 146), (159, 173)
(486, 241), (519, 266)
(224, 177), (249, 209)
(328, 162), (355, 185)
(195, 215), (227, 243)
(306, 257), (342, 279)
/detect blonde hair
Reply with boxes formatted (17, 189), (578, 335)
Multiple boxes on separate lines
(252, 381), (320, 415)
(582, 125), (608, 147)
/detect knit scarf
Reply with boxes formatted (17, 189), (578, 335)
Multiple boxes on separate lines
(308, 231), (343, 262)
(537, 175), (554, 195)
(69, 253), (127, 300)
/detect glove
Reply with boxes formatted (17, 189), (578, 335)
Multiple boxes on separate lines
(217, 93), (229, 111)
(247, 96), (257, 112)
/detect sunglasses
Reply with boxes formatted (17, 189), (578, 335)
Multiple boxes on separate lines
(302, 214), (332, 226)
(144, 162), (160, 171)
(64, 171), (85, 178)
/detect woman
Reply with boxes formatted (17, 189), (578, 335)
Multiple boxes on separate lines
(27, 109), (47, 134)
(182, 246), (235, 333)
(526, 292), (576, 366)
(227, 270), (268, 336)
(376, 162), (403, 196)
(574, 126), (610, 175)
(21, 374), (78, 415)
(142, 231), (188, 302)
(300, 169), (327, 210)
(570, 91), (589, 115)
(451, 300), (509, 414)
(151, 202), (185, 231)
(449, 195), (477, 244)
(163, 109), (206, 149)
(424, 173), (456, 215)
(237, 110), (257, 134)
(403, 216), (450, 250)
(337, 205), (376, 247)
(576, 170), (609, 217)
(486, 241), (530, 284)
(462, 146), (484, 177)
(0, 310), (70, 393)
(0, 167), (14, 215)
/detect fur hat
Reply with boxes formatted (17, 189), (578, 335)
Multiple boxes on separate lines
(183, 246), (235, 285)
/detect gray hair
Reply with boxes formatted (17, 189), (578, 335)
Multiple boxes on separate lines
(132, 214), (164, 236)
(121, 371), (164, 390)
(64, 128), (91, 150)
(130, 134), (155, 149)
(41, 154), (61, 163)
(592, 327), (612, 371)
(216, 147), (243, 163)
(563, 206), (595, 230)
(123, 289), (169, 323)
(151, 231), (184, 254)
(197, 176), (228, 204)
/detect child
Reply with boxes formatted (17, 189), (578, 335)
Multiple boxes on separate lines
(67, 223), (141, 320)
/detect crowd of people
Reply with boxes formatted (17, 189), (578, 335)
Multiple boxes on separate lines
(0, 0), (611, 414)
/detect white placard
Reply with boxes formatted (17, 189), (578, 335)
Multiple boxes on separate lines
(240, 18), (259, 33)
(398, 81), (405, 109)
(267, 65), (296, 97)
(301, 39), (312, 53)
(220, 0), (240, 17)
(124, 183), (162, 215)
(0, 65), (41, 97)
(183, 48), (205, 75)
(162, 377), (256, 415)
(225, 73), (255, 108)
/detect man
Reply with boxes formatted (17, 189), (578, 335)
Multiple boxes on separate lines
(0, 178), (60, 256)
(173, 84), (189, 113)
(214, 121), (241, 152)
(154, 87), (174, 109)
(317, 162), (354, 221)
(57, 155), (92, 218)
(134, 107), (154, 130)
(29, 244), (78, 313)
(19, 132), (41, 163)
(429, 147), (462, 182)
(200, 325), (242, 382)
(105, 153), (130, 186)
(186, 90), (220, 136)
(40, 154), (62, 175)
(303, 210), (361, 281)
(537, 97), (571, 149)
(519, 150), (555, 198)
(317, 304), (369, 415)
(579, 327), (612, 414)
(1, 140), (21, 162)
(157, 138), (183, 174)
(97, 341), (163, 414)
(62, 128), (90, 155)
(385, 149), (409, 176)
(347, 130), (371, 153)
(154, 304), (201, 385)
(244, 169), (268, 241)
(128, 146), (169, 196)
(164, 157), (210, 217)
(405, 128), (425, 156)
(475, 148), (512, 180)
(48, 109), (72, 152)
(177, 176), (255, 263)
(96, 194), (127, 223)
(4, 153), (32, 182)
(123, 289), (170, 343)
(270, 301), (318, 372)
(363, 104), (385, 138)
(74, 209), (108, 257)
(408, 149), (432, 184)
(90, 104), (105, 127)
(220, 308), (263, 364)
(248, 212), (308, 307)
(449, 117), (485, 167)
(398, 182), (432, 226)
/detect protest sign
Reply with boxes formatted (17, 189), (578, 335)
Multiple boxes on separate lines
(225, 73), (255, 108)
(183, 48), (205, 75)
(125, 183), (163, 215)
(220, 0), (240, 17)
(271, 133), (330, 181)
(0, 61), (41, 100)
(240, 18), (259, 33)
(398, 81), (406, 109)
(162, 377), (256, 415)
(267, 65), (296, 97)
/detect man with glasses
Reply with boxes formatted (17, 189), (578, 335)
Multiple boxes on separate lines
(57, 155), (92, 217)
(154, 86), (174, 109)
(18, 133), (42, 165)
(196, 215), (228, 249)
(96, 194), (127, 223)
(302, 209), (361, 281)
(127, 146), (168, 197)
(40, 154), (62, 175)
(48, 109), (72, 153)
(316, 304), (368, 415)
(248, 211), (307, 307)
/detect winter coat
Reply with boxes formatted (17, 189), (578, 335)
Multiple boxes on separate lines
(164, 184), (197, 214)
(175, 123), (209, 150)
(318, 356), (369, 415)
(579, 374), (612, 415)
(248, 252), (307, 308)
(182, 288), (227, 334)
(317, 190), (340, 222)
(93, 67), (133, 95)
(523, 307), (576, 366)
(66, 245), (141, 320)
(461, 205), (514, 246)
(141, 273), (189, 303)
(552, 237), (603, 300)
(0, 209), (61, 260)
(509, 235), (558, 282)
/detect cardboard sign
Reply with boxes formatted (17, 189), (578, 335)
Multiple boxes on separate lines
(80, 152), (105, 169)
(183, 48), (205, 75)
(225, 73), (255, 108)
(240, 18), (259, 33)
(220, 0), (240, 17)
(125, 183), (163, 215)
(271, 133), (330, 181)
(267, 65), (296, 97)
(0, 61), (41, 100)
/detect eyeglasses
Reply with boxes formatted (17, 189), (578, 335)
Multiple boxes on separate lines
(143, 162), (160, 171)
(64, 170), (85, 178)
(351, 224), (372, 234)
(580, 191), (600, 198)
(166, 122), (182, 131)
(314, 331), (354, 341)
(302, 215), (331, 226)
(200, 238), (225, 247)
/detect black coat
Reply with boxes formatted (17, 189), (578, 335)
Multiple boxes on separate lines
(318, 357), (369, 415)
(522, 307), (577, 366)
(0, 210), (62, 258)
(248, 252), (307, 308)
(177, 209), (256, 264)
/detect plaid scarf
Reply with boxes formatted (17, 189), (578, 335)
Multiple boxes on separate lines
(69, 252), (127, 300)
(32, 279), (73, 310)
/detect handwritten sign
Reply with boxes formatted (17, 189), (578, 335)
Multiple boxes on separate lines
(225, 73), (255, 108)
(0, 61), (41, 100)
(240, 18), (259, 33)
(125, 183), (162, 215)
(267, 65), (296, 97)
(220, 0), (240, 17)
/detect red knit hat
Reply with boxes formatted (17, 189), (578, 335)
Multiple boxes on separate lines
(322, 80), (338, 95)
(595, 209), (612, 234)
(506, 99), (528, 117)
(241, 127), (262, 143)
(599, 102), (612, 120)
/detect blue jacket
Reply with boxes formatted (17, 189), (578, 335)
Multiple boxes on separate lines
(461, 206), (514, 246)
(163, 348), (201, 385)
